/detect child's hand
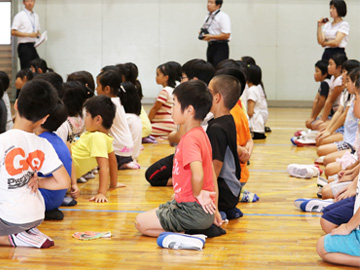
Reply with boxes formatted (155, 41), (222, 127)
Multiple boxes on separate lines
(213, 210), (224, 226)
(335, 186), (356, 202)
(239, 148), (250, 163)
(27, 172), (39, 193)
(110, 183), (126, 188)
(330, 223), (352, 236)
(89, 193), (108, 203)
(196, 190), (216, 215)
(71, 183), (80, 199)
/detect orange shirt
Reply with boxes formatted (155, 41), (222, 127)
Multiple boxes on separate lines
(230, 100), (251, 183)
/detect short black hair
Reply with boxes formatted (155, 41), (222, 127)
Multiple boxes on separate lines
(211, 74), (241, 110)
(330, 0), (347, 17)
(246, 64), (262, 86)
(215, 0), (223, 7)
(16, 68), (34, 81)
(241, 56), (256, 66)
(342, 60), (360, 74)
(348, 68), (360, 84)
(67, 70), (95, 92)
(33, 72), (64, 98)
(62, 81), (91, 117)
(17, 80), (58, 122)
(119, 82), (141, 115)
(173, 80), (212, 121)
(315, 60), (329, 77)
(330, 53), (348, 68)
(41, 99), (68, 132)
(0, 71), (10, 91)
(182, 59), (215, 85)
(84, 95), (116, 130)
(215, 67), (246, 95)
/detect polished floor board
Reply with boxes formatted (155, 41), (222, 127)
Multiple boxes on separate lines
(0, 108), (354, 269)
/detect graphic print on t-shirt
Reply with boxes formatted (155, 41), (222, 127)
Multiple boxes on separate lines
(4, 146), (45, 189)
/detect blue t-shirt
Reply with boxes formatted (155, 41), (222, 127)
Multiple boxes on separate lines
(38, 131), (72, 210)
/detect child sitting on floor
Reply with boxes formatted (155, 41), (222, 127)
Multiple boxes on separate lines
(71, 95), (125, 203)
(207, 74), (243, 220)
(0, 80), (70, 248)
(136, 80), (223, 237)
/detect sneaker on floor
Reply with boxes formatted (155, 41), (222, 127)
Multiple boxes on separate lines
(294, 198), (333, 212)
(83, 172), (95, 179)
(142, 136), (157, 144)
(61, 196), (77, 207)
(157, 232), (206, 250)
(9, 228), (54, 248)
(317, 176), (328, 187)
(239, 191), (259, 202)
(315, 156), (325, 165)
(45, 208), (64, 220)
(77, 176), (87, 183)
(265, 126), (272, 133)
(287, 164), (319, 178)
(119, 161), (140, 170)
(291, 136), (316, 147)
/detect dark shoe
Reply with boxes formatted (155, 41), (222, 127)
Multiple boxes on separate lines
(45, 208), (64, 220)
(265, 126), (272, 133)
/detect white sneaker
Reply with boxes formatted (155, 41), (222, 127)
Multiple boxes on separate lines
(317, 176), (328, 187)
(157, 232), (206, 251)
(287, 164), (319, 179)
(84, 172), (95, 179)
(315, 156), (325, 164)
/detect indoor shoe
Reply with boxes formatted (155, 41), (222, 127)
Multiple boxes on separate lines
(83, 172), (95, 179)
(120, 161), (140, 170)
(287, 164), (320, 179)
(45, 208), (64, 220)
(291, 136), (316, 147)
(314, 156), (325, 165)
(294, 198), (333, 213)
(317, 176), (328, 187)
(157, 232), (206, 250)
(265, 126), (272, 133)
(61, 196), (77, 207)
(77, 176), (87, 183)
(239, 191), (259, 202)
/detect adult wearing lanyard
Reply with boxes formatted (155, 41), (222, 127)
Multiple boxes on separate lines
(199, 0), (231, 68)
(317, 0), (349, 61)
(11, 0), (40, 69)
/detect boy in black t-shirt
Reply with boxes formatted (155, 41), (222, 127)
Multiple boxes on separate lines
(206, 74), (242, 220)
(306, 60), (331, 129)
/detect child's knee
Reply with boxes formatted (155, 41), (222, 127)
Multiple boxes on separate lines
(320, 217), (336, 234)
(316, 236), (326, 259)
(317, 147), (325, 157)
(321, 185), (333, 199)
(135, 214), (144, 233)
(323, 155), (333, 166)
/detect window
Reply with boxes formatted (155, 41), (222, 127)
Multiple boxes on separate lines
(0, 2), (11, 45)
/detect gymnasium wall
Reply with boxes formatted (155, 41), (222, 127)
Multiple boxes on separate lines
(16, 0), (360, 105)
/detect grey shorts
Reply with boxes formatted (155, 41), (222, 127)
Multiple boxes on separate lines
(0, 218), (43, 236)
(156, 200), (214, 232)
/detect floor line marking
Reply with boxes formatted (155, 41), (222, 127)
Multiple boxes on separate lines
(59, 208), (321, 217)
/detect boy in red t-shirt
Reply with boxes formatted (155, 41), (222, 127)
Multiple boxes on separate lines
(135, 80), (224, 238)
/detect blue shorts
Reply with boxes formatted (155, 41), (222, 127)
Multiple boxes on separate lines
(39, 188), (68, 211)
(335, 126), (344, 134)
(324, 230), (360, 256)
(322, 197), (355, 225)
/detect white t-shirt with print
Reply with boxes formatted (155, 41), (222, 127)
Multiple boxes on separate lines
(0, 129), (62, 224)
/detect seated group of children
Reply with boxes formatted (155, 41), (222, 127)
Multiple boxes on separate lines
(0, 56), (265, 250)
(288, 53), (360, 266)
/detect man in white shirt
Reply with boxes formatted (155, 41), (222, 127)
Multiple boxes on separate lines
(199, 0), (231, 67)
(11, 0), (40, 69)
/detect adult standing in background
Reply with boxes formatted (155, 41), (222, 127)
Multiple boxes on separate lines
(317, 0), (349, 61)
(199, 0), (231, 68)
(11, 0), (40, 69)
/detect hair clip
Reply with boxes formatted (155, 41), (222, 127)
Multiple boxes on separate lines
(120, 85), (126, 93)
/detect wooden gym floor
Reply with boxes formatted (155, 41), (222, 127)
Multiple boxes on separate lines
(1, 108), (355, 270)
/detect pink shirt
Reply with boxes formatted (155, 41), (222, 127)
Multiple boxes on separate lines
(172, 127), (214, 203)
